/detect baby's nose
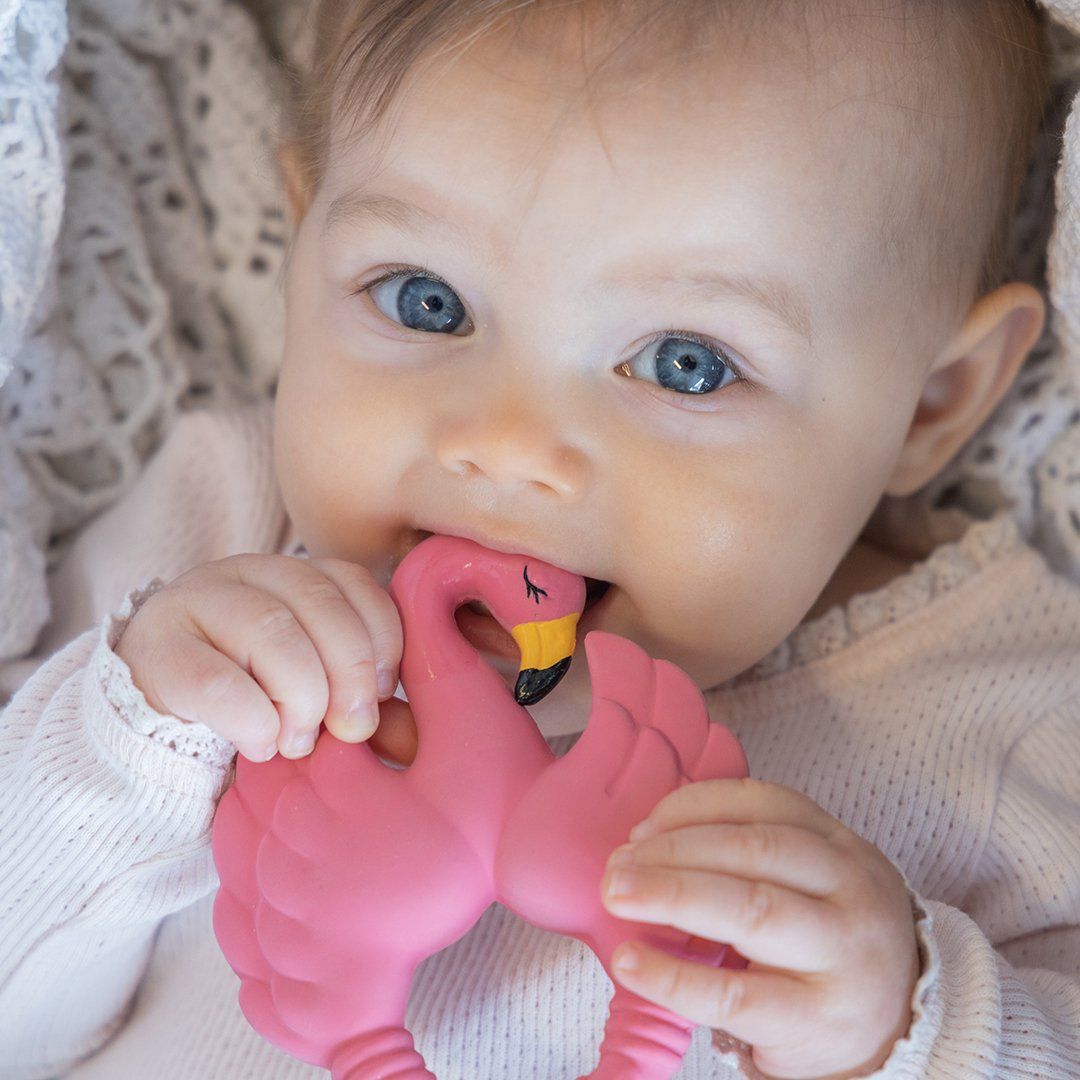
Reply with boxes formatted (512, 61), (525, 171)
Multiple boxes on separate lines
(435, 409), (588, 501)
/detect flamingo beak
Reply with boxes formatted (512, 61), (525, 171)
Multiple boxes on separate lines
(511, 612), (579, 705)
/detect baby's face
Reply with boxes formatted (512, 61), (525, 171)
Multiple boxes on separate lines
(275, 16), (942, 718)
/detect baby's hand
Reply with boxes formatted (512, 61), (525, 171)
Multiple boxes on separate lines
(600, 779), (921, 1080)
(115, 554), (403, 764)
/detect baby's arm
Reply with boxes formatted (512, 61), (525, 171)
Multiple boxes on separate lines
(0, 403), (281, 1076)
(877, 699), (1080, 1078)
(0, 581), (237, 1077)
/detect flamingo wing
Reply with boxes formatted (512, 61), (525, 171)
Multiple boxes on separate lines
(213, 730), (499, 1070)
(212, 751), (338, 1065)
(568, 630), (748, 790)
(494, 630), (748, 932)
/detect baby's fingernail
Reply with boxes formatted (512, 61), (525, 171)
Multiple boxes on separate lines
(341, 699), (378, 740)
(256, 742), (278, 762)
(629, 819), (656, 842)
(376, 661), (397, 698)
(607, 867), (641, 897)
(284, 732), (316, 757)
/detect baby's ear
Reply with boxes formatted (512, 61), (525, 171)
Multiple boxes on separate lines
(884, 282), (1046, 498)
(276, 141), (313, 226)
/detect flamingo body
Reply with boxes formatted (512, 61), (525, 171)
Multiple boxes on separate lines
(211, 535), (749, 1078)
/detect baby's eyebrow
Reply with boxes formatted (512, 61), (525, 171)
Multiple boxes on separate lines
(590, 264), (814, 347)
(322, 186), (813, 346)
(323, 188), (469, 244)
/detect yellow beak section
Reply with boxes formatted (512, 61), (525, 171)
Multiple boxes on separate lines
(511, 612), (579, 673)
(510, 612), (580, 705)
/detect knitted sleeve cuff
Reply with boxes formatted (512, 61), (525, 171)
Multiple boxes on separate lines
(861, 880), (941, 1077)
(85, 578), (238, 796)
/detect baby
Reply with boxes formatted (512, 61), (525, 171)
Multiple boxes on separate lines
(3, 0), (1078, 1078)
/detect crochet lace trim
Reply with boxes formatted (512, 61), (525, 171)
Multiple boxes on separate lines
(712, 510), (1024, 691)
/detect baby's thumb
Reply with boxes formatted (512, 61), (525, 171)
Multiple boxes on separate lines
(366, 696), (417, 767)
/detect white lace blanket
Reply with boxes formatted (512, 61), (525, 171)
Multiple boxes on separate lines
(2, 0), (1080, 662)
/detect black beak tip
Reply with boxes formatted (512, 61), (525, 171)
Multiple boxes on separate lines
(514, 657), (572, 705)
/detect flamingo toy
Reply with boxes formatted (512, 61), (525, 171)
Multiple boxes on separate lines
(211, 534), (750, 1079)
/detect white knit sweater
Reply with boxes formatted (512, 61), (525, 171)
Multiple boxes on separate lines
(0, 400), (1078, 1079)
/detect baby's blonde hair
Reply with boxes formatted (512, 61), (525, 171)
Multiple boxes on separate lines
(287, 0), (1051, 320)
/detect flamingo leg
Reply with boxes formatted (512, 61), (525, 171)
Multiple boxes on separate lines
(580, 982), (695, 1080)
(576, 922), (728, 1080)
(330, 1025), (436, 1080)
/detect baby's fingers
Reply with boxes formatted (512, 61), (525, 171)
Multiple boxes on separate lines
(601, 864), (844, 973)
(606, 940), (806, 1056)
(147, 632), (282, 763)
(220, 556), (394, 750)
(304, 556), (404, 738)
(240, 594), (331, 757)
(181, 573), (332, 757)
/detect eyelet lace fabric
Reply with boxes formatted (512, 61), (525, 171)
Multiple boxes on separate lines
(0, 0), (310, 659)
(2, 2), (1080, 671)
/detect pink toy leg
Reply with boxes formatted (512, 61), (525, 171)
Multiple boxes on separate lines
(239, 976), (435, 1078)
(580, 924), (746, 1079)
(329, 1027), (436, 1080)
(240, 963), (437, 1078)
(581, 985), (695, 1080)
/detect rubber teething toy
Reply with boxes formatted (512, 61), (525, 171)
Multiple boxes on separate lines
(211, 533), (750, 1078)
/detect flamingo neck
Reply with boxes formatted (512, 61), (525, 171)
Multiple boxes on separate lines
(391, 547), (555, 822)
(394, 550), (514, 704)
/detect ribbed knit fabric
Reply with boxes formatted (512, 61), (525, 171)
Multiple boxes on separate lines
(0, 400), (1078, 1079)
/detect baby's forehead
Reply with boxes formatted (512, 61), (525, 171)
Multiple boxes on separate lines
(328, 1), (968, 199)
(332, 12), (934, 219)
(316, 0), (1039, 343)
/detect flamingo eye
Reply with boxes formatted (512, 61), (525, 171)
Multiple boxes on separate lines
(523, 566), (548, 604)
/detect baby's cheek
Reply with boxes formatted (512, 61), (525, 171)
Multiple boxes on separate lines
(624, 481), (848, 687)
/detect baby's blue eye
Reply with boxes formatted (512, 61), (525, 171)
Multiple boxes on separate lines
(622, 335), (739, 395)
(368, 272), (471, 335)
(362, 268), (743, 397)
(652, 336), (734, 395)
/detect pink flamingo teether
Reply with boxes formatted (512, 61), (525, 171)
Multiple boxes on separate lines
(211, 534), (750, 1078)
